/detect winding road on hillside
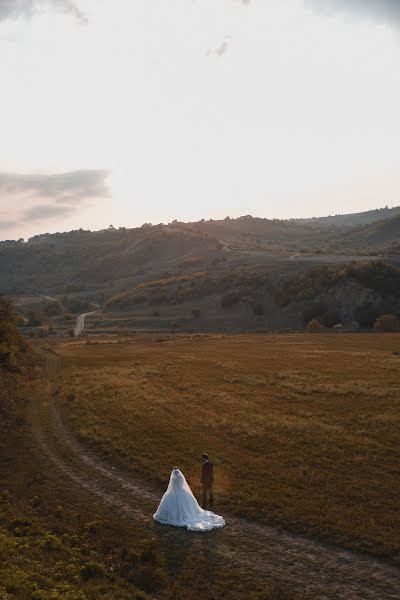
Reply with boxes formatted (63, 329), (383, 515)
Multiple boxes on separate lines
(73, 309), (100, 336)
(31, 352), (400, 599)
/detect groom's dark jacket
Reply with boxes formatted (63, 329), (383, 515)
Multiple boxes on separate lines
(201, 460), (214, 486)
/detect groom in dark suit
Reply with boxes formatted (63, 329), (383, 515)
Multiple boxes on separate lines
(201, 453), (214, 509)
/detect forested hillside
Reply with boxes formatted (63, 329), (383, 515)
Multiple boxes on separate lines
(0, 227), (220, 296)
(339, 214), (400, 252)
(275, 261), (400, 328)
(104, 259), (400, 331)
(1, 208), (400, 334)
(2, 209), (400, 298)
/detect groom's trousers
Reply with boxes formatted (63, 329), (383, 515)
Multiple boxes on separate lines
(202, 484), (214, 509)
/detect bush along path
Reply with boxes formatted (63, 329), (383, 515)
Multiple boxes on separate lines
(29, 351), (400, 600)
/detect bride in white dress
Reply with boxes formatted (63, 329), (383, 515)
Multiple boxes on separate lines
(153, 468), (225, 532)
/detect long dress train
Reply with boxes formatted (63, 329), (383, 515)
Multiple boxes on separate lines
(153, 468), (225, 532)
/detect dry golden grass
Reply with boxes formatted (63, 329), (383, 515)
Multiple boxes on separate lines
(58, 334), (400, 560)
(2, 352), (283, 600)
(137, 270), (207, 288)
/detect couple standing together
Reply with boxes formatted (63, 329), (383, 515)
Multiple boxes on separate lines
(153, 454), (225, 532)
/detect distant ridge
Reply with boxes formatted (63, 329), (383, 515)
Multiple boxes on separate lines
(341, 213), (400, 249)
(289, 206), (400, 228)
(2, 206), (400, 333)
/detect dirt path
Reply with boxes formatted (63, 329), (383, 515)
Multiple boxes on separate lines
(31, 353), (400, 599)
(73, 310), (99, 336)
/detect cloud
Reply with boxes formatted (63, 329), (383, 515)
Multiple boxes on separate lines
(206, 35), (233, 58)
(0, 169), (110, 203)
(0, 0), (87, 23)
(54, 0), (87, 23)
(23, 203), (76, 221)
(206, 1), (250, 58)
(0, 0), (32, 21)
(216, 39), (229, 57)
(306, 0), (400, 27)
(0, 169), (109, 233)
(0, 218), (15, 231)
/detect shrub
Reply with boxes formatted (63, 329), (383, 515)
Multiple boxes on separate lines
(119, 548), (140, 582)
(44, 301), (63, 316)
(0, 296), (25, 371)
(65, 299), (91, 314)
(302, 302), (326, 324)
(37, 534), (61, 552)
(134, 565), (165, 594)
(15, 315), (25, 326)
(133, 295), (147, 305)
(355, 303), (380, 328)
(140, 543), (159, 566)
(80, 562), (106, 581)
(306, 319), (324, 333)
(9, 517), (32, 537)
(221, 292), (240, 308)
(150, 293), (169, 306)
(84, 520), (102, 535)
(253, 304), (264, 316)
(27, 310), (43, 327)
(374, 314), (399, 331)
(0, 490), (11, 503)
(320, 309), (341, 329)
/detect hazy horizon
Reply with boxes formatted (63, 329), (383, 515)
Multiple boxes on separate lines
(2, 201), (400, 242)
(1, 0), (400, 240)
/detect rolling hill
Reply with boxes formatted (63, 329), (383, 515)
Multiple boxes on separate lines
(339, 214), (400, 253)
(289, 205), (400, 228)
(1, 207), (400, 334)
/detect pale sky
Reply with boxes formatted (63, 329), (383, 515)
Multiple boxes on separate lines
(1, 0), (400, 240)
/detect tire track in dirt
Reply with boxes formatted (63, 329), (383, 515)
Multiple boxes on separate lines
(51, 401), (158, 505)
(33, 353), (400, 599)
(31, 361), (151, 524)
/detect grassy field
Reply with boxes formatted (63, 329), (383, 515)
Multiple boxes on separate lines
(0, 375), (168, 600)
(2, 360), (292, 600)
(57, 333), (400, 562)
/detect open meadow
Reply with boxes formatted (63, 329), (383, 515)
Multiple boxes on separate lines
(2, 314), (400, 597)
(57, 333), (400, 561)
(2, 347), (287, 599)
(4, 1), (400, 595)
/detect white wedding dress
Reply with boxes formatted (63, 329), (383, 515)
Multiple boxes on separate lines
(153, 468), (226, 532)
